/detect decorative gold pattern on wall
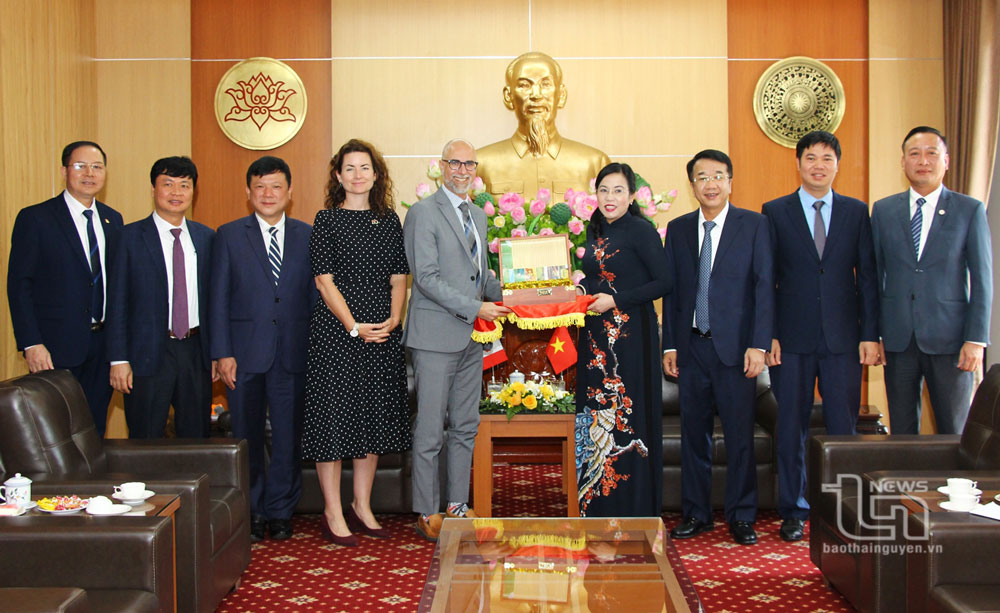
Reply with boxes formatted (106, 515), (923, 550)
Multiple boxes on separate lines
(215, 58), (308, 150)
(753, 56), (846, 148)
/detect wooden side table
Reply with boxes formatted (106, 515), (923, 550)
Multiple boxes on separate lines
(472, 413), (579, 517)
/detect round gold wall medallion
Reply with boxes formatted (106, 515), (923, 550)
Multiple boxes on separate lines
(214, 57), (307, 150)
(752, 56), (845, 148)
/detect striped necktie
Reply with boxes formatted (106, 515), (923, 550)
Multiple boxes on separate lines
(911, 197), (925, 257)
(459, 201), (480, 287)
(82, 209), (103, 322)
(695, 220), (715, 334)
(267, 226), (282, 284)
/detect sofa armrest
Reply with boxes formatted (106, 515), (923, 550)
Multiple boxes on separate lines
(104, 438), (248, 490)
(809, 435), (962, 482)
(907, 513), (1000, 608)
(0, 516), (174, 611)
(754, 388), (779, 437)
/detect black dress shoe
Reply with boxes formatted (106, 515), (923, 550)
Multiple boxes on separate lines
(250, 516), (267, 542)
(670, 516), (714, 539)
(269, 518), (293, 540)
(779, 518), (805, 542)
(730, 521), (758, 545)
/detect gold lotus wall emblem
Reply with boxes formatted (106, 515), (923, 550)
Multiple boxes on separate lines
(753, 56), (845, 148)
(214, 57), (308, 150)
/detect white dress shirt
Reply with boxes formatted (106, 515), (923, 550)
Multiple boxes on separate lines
(909, 184), (942, 260)
(64, 190), (107, 322)
(256, 212), (286, 259)
(152, 212), (200, 329)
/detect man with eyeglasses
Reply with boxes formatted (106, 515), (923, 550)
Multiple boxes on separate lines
(402, 139), (510, 541)
(662, 149), (773, 546)
(761, 131), (878, 542)
(8, 141), (123, 435)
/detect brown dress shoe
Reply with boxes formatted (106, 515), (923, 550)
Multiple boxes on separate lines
(416, 513), (443, 541)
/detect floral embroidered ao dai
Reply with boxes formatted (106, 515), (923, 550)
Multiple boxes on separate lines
(575, 213), (671, 516)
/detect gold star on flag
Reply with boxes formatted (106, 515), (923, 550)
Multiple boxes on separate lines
(550, 337), (565, 353)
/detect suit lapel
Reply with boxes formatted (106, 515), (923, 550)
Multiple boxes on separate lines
(823, 193), (846, 259)
(682, 214), (699, 277)
(436, 189), (476, 267)
(48, 197), (92, 274)
(713, 206), (742, 268)
(140, 216), (170, 286)
(243, 214), (273, 284)
(785, 194), (819, 262)
(279, 220), (306, 290)
(920, 187), (951, 260)
(893, 192), (917, 263)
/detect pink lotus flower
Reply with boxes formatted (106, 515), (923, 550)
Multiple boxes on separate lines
(571, 270), (586, 285)
(538, 228), (555, 236)
(489, 237), (500, 253)
(644, 204), (658, 217)
(657, 200), (674, 213)
(483, 200), (496, 216)
(667, 188), (678, 199)
(575, 246), (586, 258)
(588, 178), (597, 193)
(511, 227), (527, 238)
(471, 177), (485, 196)
(498, 192), (525, 214)
(564, 188), (577, 204)
(577, 195), (598, 220)
(510, 206), (526, 223)
(657, 227), (667, 240)
(537, 188), (552, 204)
(636, 185), (653, 206)
(426, 160), (442, 180)
(529, 199), (546, 216)
(415, 182), (433, 200)
(568, 219), (585, 235)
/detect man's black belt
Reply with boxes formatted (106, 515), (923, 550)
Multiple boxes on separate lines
(691, 327), (711, 339)
(168, 326), (200, 340)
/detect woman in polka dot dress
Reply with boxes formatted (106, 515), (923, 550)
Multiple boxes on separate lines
(304, 139), (410, 547)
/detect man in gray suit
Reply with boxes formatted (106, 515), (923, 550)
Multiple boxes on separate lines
(872, 126), (993, 434)
(403, 139), (509, 541)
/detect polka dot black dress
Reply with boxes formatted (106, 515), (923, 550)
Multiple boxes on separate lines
(303, 207), (411, 461)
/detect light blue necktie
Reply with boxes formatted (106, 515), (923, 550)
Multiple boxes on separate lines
(267, 226), (282, 284)
(695, 220), (715, 334)
(911, 197), (925, 258)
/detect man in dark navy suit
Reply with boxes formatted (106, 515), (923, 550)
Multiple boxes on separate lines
(7, 141), (123, 436)
(662, 149), (773, 545)
(762, 131), (879, 542)
(872, 126), (992, 435)
(210, 156), (315, 541)
(107, 156), (216, 439)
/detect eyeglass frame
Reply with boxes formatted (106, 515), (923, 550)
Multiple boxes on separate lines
(692, 173), (730, 185)
(67, 162), (106, 172)
(442, 159), (479, 171)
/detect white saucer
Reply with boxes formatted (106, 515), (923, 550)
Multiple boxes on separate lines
(87, 503), (132, 516)
(0, 506), (27, 517)
(112, 490), (155, 506)
(994, 494), (1000, 504)
(21, 501), (38, 510)
(940, 500), (979, 512)
(937, 486), (982, 496)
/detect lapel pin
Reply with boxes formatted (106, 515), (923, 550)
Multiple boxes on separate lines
(938, 210), (945, 215)
(104, 218), (109, 223)
(371, 219), (379, 225)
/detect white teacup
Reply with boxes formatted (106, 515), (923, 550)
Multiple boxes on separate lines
(947, 493), (980, 511)
(114, 482), (146, 500)
(947, 478), (978, 494)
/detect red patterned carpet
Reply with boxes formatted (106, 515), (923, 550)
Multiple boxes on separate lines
(218, 465), (851, 612)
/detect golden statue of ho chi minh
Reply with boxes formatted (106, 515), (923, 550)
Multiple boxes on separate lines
(477, 52), (610, 197)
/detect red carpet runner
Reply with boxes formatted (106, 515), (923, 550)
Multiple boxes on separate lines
(217, 465), (851, 612)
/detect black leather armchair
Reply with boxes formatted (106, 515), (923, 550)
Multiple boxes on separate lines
(0, 370), (251, 613)
(809, 364), (1000, 612)
(0, 515), (174, 612)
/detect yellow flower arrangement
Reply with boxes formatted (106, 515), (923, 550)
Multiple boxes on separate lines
(523, 395), (538, 410)
(481, 380), (575, 420)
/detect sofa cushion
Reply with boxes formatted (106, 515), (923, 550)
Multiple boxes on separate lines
(0, 588), (88, 613)
(209, 487), (247, 554)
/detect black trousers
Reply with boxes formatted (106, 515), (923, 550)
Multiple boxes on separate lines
(62, 327), (113, 436)
(124, 335), (212, 438)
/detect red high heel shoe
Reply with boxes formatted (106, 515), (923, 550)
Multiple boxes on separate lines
(346, 505), (391, 539)
(320, 516), (358, 547)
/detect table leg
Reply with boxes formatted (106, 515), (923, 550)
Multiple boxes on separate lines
(473, 421), (494, 517)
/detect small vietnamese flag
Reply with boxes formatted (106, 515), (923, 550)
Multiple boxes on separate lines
(546, 326), (577, 374)
(483, 339), (507, 370)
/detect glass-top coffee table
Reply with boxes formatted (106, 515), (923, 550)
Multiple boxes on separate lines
(418, 516), (701, 612)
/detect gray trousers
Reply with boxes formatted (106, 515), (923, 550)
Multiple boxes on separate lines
(885, 337), (975, 434)
(410, 339), (482, 515)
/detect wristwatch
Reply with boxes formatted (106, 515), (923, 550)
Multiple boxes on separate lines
(349, 322), (360, 337)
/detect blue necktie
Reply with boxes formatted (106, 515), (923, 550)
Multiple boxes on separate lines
(459, 201), (480, 288)
(695, 220), (715, 334)
(911, 197), (925, 258)
(82, 209), (103, 322)
(267, 226), (282, 284)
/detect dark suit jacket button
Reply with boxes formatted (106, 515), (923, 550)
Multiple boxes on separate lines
(275, 297), (280, 303)
(819, 268), (824, 274)
(272, 319), (277, 325)
(470, 276), (475, 281)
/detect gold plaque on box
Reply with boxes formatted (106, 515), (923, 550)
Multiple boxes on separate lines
(499, 234), (576, 305)
(753, 56), (845, 149)
(214, 57), (307, 151)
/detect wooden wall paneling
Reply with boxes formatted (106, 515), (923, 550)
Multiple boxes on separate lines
(0, 0), (97, 381)
(727, 0), (868, 59)
(96, 0), (191, 58)
(532, 0), (727, 58)
(869, 0), (943, 58)
(331, 0), (529, 57)
(192, 0), (330, 59)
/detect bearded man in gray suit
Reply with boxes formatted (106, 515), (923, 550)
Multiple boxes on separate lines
(403, 139), (510, 541)
(872, 126), (993, 434)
